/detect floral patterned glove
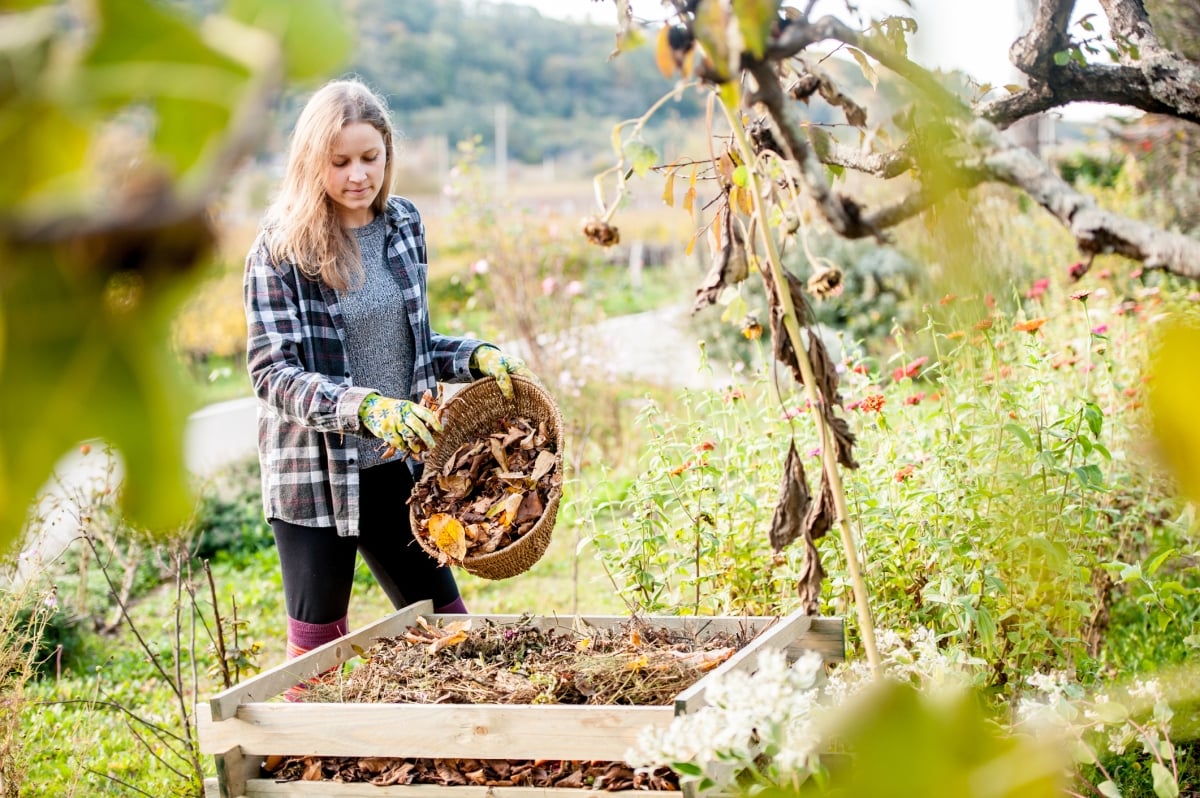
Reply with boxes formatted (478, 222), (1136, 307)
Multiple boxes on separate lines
(470, 345), (538, 400)
(358, 393), (442, 458)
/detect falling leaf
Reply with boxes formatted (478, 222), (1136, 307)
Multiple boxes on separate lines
(428, 513), (467, 562)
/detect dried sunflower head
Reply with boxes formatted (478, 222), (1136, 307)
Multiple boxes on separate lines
(582, 218), (620, 247)
(807, 267), (844, 299)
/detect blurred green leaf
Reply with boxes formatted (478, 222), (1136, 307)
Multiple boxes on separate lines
(80, 0), (250, 175)
(0, 236), (205, 553)
(1151, 762), (1178, 798)
(226, 0), (351, 80)
(625, 140), (659, 177)
(694, 0), (733, 82)
(0, 98), (90, 206)
(789, 682), (1063, 797)
(733, 0), (781, 60)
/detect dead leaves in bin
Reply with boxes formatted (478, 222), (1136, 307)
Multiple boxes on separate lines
(410, 415), (560, 565)
(264, 755), (679, 791)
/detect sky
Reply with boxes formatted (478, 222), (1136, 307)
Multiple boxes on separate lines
(511, 0), (1111, 98)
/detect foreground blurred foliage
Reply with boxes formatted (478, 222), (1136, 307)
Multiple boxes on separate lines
(0, 0), (348, 554)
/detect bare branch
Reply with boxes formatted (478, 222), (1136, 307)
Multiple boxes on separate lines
(820, 143), (912, 178)
(766, 15), (965, 111)
(979, 63), (1200, 127)
(970, 119), (1200, 275)
(986, 0), (1200, 126)
(1010, 0), (1077, 78)
(1098, 0), (1168, 59)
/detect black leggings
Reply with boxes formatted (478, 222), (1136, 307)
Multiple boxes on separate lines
(270, 459), (460, 624)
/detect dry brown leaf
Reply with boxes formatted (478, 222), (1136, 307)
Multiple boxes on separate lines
(530, 449), (557, 482)
(302, 758), (324, 781)
(769, 441), (811, 552)
(488, 437), (510, 472)
(499, 492), (524, 526)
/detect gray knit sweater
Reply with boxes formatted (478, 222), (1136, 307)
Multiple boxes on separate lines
(336, 213), (416, 469)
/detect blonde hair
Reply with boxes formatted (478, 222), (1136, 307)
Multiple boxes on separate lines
(263, 79), (395, 290)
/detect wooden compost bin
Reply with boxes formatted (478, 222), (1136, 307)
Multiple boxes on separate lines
(198, 600), (845, 798)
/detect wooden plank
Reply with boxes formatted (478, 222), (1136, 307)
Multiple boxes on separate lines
(673, 609), (814, 716)
(198, 702), (674, 761)
(240, 782), (668, 797)
(785, 616), (845, 663)
(214, 744), (257, 798)
(208, 600), (434, 721)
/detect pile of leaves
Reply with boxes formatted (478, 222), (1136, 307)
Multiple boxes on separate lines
(301, 615), (750, 706)
(409, 415), (560, 564)
(272, 617), (754, 789)
(264, 755), (678, 790)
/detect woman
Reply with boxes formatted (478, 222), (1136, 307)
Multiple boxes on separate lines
(243, 78), (534, 688)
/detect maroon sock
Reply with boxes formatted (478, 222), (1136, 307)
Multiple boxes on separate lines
(434, 596), (468, 614)
(284, 615), (348, 702)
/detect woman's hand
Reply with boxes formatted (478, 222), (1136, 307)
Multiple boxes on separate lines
(470, 345), (539, 399)
(358, 393), (442, 457)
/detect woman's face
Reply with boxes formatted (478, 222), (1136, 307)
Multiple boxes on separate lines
(322, 121), (386, 228)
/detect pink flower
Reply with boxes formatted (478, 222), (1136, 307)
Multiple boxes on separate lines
(541, 277), (557, 296)
(1091, 324), (1109, 335)
(904, 392), (926, 406)
(892, 356), (929, 382)
(566, 280), (584, 297)
(471, 258), (490, 276)
(1026, 278), (1051, 300)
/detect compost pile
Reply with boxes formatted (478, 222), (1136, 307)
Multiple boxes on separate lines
(409, 415), (559, 564)
(267, 615), (757, 790)
(303, 615), (748, 705)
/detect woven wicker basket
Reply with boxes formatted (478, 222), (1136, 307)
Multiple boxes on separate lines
(410, 376), (564, 580)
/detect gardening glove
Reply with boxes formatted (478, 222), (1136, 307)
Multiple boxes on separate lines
(358, 393), (443, 458)
(470, 345), (538, 400)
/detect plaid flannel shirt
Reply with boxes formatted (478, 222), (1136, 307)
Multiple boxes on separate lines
(244, 195), (484, 536)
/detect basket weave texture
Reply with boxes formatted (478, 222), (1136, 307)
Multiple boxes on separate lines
(410, 376), (564, 580)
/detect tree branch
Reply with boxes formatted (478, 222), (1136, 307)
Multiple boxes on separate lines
(748, 60), (878, 238)
(978, 62), (1200, 127)
(1010, 0), (1077, 78)
(984, 0), (1200, 127)
(970, 118), (1200, 275)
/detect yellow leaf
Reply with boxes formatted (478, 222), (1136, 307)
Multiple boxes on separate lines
(1148, 321), (1200, 502)
(683, 186), (696, 214)
(427, 513), (467, 561)
(626, 654), (650, 671)
(685, 230), (698, 256)
(846, 46), (878, 89)
(655, 24), (676, 79)
(662, 165), (677, 207)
